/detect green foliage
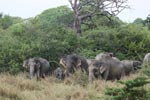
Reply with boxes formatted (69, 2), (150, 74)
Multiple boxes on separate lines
(0, 24), (78, 73)
(81, 24), (150, 60)
(0, 15), (13, 29)
(144, 14), (150, 30)
(0, 6), (150, 74)
(133, 18), (144, 25)
(37, 6), (73, 32)
(105, 77), (150, 100)
(141, 63), (150, 77)
(0, 15), (22, 29)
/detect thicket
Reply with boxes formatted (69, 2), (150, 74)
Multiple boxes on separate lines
(0, 6), (150, 74)
(105, 77), (150, 100)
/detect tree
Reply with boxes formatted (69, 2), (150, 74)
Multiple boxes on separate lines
(69, 0), (129, 37)
(144, 14), (150, 30)
(0, 15), (13, 29)
(133, 18), (144, 25)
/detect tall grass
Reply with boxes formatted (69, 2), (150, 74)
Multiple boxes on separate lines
(0, 73), (149, 100)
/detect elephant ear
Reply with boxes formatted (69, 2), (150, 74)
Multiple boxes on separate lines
(60, 58), (67, 68)
(100, 65), (106, 74)
(23, 60), (29, 68)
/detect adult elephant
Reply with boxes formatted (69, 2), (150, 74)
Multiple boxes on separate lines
(23, 57), (50, 80)
(59, 54), (89, 76)
(89, 53), (125, 82)
(121, 60), (142, 75)
(95, 52), (120, 61)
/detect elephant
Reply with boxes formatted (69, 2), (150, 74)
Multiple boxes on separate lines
(89, 53), (125, 82)
(95, 52), (120, 61)
(59, 54), (89, 77)
(23, 57), (50, 80)
(121, 60), (142, 76)
(54, 67), (65, 80)
(143, 53), (150, 64)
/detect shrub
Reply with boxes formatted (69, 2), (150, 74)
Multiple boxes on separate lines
(105, 77), (150, 100)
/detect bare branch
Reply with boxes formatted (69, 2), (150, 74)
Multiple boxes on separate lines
(68, 0), (129, 36)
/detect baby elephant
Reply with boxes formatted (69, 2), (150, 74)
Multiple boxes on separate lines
(23, 57), (50, 80)
(54, 67), (65, 80)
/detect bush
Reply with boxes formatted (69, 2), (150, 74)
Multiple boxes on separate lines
(141, 63), (150, 77)
(1, 6), (150, 74)
(105, 77), (150, 100)
(81, 24), (150, 60)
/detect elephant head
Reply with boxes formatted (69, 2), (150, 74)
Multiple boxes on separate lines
(23, 59), (30, 70)
(133, 61), (142, 70)
(23, 57), (50, 80)
(59, 54), (88, 76)
(89, 60), (107, 82)
(89, 57), (125, 82)
(54, 67), (65, 80)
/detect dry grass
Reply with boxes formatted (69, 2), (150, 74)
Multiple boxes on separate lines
(0, 73), (149, 100)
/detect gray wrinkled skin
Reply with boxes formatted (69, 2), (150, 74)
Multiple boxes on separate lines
(95, 52), (120, 61)
(121, 60), (142, 76)
(59, 54), (89, 77)
(54, 67), (65, 80)
(23, 57), (50, 80)
(89, 53), (125, 82)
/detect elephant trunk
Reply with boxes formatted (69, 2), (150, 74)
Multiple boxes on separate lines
(29, 66), (35, 79)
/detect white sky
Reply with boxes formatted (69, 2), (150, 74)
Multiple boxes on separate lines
(0, 0), (150, 22)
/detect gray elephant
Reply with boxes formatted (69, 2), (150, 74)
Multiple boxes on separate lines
(23, 57), (50, 80)
(95, 52), (120, 61)
(143, 53), (150, 64)
(121, 60), (142, 76)
(54, 67), (65, 80)
(89, 53), (125, 82)
(59, 54), (89, 77)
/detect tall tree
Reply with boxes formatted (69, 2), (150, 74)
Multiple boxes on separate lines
(69, 0), (129, 37)
(144, 14), (150, 30)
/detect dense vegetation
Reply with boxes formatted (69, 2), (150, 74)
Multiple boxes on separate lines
(0, 6), (150, 73)
(0, 5), (150, 100)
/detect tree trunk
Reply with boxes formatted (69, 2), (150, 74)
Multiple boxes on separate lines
(74, 16), (81, 37)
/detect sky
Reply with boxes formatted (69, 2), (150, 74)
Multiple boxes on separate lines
(0, 0), (150, 22)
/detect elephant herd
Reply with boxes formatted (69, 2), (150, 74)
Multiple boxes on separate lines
(23, 52), (150, 82)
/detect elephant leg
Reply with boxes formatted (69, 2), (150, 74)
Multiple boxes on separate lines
(41, 73), (46, 79)
(39, 70), (45, 79)
(102, 70), (109, 80)
(120, 70), (125, 80)
(36, 70), (40, 81)
(89, 67), (95, 82)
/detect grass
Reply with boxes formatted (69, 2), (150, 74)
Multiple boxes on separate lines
(0, 72), (149, 100)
